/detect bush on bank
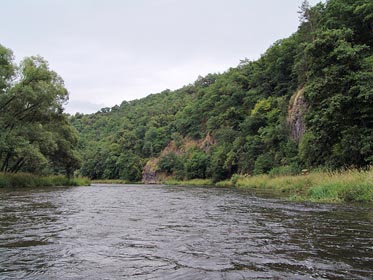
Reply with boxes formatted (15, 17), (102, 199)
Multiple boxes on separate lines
(0, 173), (90, 188)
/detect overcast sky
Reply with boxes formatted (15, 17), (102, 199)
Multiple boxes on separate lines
(1, 0), (322, 114)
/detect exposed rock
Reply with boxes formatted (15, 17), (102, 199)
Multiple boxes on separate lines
(141, 133), (216, 183)
(160, 140), (183, 156)
(141, 158), (158, 184)
(199, 133), (216, 152)
(288, 88), (307, 143)
(160, 133), (215, 156)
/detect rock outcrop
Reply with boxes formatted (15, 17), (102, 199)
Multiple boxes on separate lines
(288, 88), (306, 143)
(141, 158), (158, 184)
(141, 133), (216, 183)
(200, 133), (216, 152)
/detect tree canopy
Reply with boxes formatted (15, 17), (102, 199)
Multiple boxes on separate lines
(70, 0), (373, 182)
(0, 46), (81, 176)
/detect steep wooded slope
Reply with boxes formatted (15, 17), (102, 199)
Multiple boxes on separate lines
(71, 0), (373, 182)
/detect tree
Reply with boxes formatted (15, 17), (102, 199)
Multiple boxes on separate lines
(0, 44), (15, 93)
(302, 27), (372, 168)
(0, 46), (81, 176)
(69, 0), (373, 181)
(185, 149), (209, 179)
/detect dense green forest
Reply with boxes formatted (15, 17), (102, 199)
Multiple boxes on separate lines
(0, 46), (81, 177)
(70, 0), (373, 183)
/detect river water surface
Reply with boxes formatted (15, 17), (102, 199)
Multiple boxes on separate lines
(0, 184), (372, 279)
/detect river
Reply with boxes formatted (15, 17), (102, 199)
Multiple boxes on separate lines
(0, 184), (372, 279)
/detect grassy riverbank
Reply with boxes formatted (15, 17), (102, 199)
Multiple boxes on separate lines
(216, 169), (373, 203)
(162, 169), (373, 203)
(91, 179), (127, 184)
(0, 173), (90, 188)
(164, 178), (213, 186)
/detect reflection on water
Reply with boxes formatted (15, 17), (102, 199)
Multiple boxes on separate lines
(0, 184), (372, 279)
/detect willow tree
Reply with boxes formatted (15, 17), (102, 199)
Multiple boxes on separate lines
(0, 44), (81, 176)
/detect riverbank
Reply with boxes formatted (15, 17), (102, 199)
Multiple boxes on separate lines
(164, 178), (213, 186)
(0, 173), (90, 188)
(164, 169), (373, 203)
(217, 169), (373, 203)
(91, 179), (127, 184)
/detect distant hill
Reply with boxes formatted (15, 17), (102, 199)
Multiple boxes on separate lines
(70, 0), (373, 182)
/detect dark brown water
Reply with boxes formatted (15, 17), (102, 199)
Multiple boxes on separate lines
(0, 184), (372, 279)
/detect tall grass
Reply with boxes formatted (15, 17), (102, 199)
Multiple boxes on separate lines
(91, 179), (127, 184)
(0, 173), (90, 188)
(217, 169), (373, 203)
(164, 178), (213, 186)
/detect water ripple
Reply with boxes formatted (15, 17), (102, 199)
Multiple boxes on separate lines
(0, 184), (372, 279)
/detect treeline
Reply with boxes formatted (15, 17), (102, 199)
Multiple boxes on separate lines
(71, 0), (373, 182)
(0, 46), (81, 177)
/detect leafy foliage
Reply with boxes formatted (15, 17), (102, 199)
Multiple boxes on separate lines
(0, 46), (81, 177)
(71, 0), (373, 182)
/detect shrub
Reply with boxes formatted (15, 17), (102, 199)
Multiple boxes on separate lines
(0, 173), (90, 188)
(268, 165), (300, 177)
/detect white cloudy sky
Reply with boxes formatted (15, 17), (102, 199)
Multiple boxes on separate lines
(1, 0), (322, 114)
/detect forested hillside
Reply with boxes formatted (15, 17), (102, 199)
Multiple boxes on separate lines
(71, 0), (373, 182)
(0, 46), (81, 177)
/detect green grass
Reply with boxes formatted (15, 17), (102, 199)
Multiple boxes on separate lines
(217, 169), (373, 203)
(0, 173), (90, 188)
(91, 179), (127, 184)
(164, 178), (213, 186)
